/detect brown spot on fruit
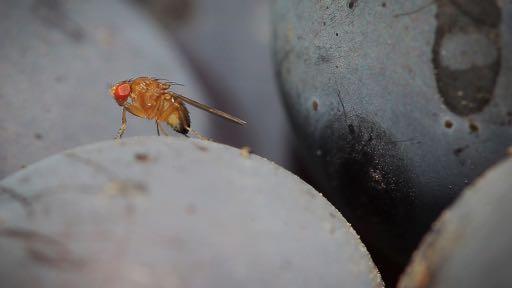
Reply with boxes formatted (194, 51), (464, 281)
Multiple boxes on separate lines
(134, 153), (150, 163)
(347, 0), (358, 10)
(312, 99), (319, 111)
(453, 145), (469, 156)
(469, 121), (479, 133)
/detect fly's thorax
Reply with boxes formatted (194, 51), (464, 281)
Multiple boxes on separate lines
(129, 79), (167, 113)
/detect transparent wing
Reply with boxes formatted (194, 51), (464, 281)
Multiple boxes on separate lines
(172, 93), (247, 125)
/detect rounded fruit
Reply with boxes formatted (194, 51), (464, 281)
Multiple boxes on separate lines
(399, 154), (512, 288)
(273, 0), (512, 284)
(0, 137), (382, 288)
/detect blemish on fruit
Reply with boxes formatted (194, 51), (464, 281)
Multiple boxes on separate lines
(469, 121), (479, 133)
(312, 99), (319, 111)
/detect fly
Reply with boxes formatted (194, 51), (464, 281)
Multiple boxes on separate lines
(109, 76), (246, 139)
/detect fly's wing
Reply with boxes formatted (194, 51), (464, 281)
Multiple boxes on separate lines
(172, 93), (247, 125)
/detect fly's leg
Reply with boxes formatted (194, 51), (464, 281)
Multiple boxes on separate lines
(115, 108), (127, 139)
(186, 126), (210, 141)
(156, 121), (169, 136)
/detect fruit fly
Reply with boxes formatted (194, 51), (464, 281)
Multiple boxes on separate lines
(109, 77), (246, 139)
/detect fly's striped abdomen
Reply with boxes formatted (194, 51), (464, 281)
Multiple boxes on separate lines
(164, 98), (190, 134)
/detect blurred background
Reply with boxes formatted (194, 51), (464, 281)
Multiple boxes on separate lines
(0, 0), (297, 178)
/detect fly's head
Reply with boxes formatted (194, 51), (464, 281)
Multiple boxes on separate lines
(110, 81), (132, 106)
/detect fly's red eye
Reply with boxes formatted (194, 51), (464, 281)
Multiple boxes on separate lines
(114, 83), (131, 103)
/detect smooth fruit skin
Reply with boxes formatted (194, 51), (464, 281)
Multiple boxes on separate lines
(273, 0), (512, 285)
(399, 155), (512, 288)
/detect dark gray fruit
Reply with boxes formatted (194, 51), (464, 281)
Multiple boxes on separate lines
(399, 153), (512, 288)
(0, 137), (383, 288)
(273, 0), (512, 284)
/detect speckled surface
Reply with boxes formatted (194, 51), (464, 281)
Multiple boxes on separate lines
(273, 0), (512, 284)
(0, 136), (382, 288)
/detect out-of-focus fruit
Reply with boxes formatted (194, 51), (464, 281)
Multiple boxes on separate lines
(135, 0), (294, 169)
(0, 0), (209, 178)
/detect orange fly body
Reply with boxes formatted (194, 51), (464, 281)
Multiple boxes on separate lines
(109, 77), (246, 139)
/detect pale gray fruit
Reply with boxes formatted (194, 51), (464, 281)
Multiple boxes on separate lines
(0, 137), (383, 288)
